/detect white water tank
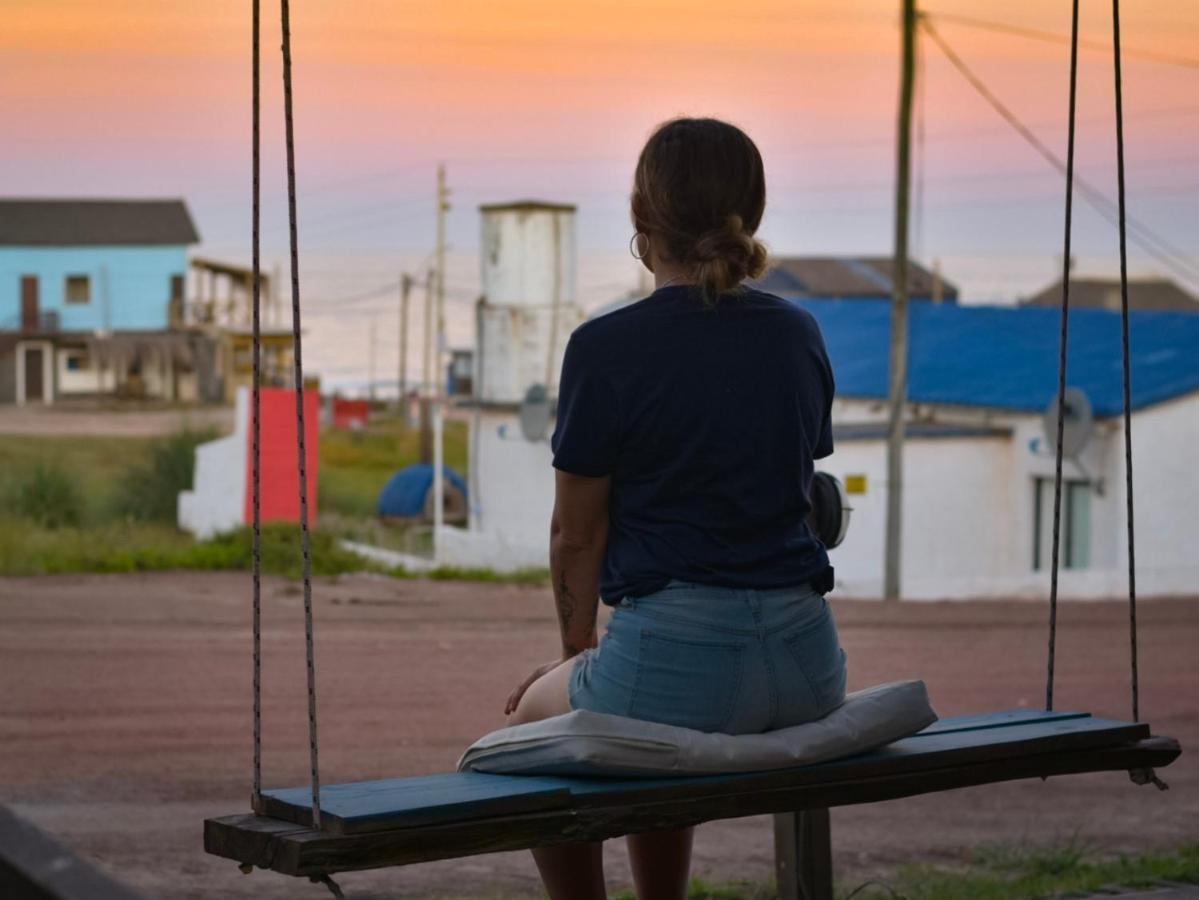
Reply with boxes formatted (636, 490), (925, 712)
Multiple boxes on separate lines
(476, 201), (582, 404)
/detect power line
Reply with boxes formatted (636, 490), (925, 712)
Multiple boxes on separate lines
(925, 10), (1199, 71)
(921, 17), (1199, 286)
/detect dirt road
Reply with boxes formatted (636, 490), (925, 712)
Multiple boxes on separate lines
(0, 573), (1194, 899)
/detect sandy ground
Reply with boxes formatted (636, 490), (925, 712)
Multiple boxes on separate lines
(0, 404), (233, 437)
(0, 573), (1194, 899)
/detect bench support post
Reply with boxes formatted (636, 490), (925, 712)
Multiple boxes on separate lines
(773, 809), (832, 900)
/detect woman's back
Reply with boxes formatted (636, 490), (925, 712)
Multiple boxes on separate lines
(552, 284), (835, 602)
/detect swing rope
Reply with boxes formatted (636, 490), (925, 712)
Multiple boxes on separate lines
(1045, 0), (1080, 713)
(279, 0), (323, 830)
(1111, 0), (1140, 723)
(250, 0), (263, 807)
(249, 0), (323, 829)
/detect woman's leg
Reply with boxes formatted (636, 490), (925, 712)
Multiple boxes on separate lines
(508, 660), (607, 900)
(627, 827), (695, 900)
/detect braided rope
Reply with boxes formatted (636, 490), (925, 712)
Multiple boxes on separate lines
(279, 0), (322, 829)
(1046, 0), (1080, 713)
(1110, 0), (1140, 722)
(250, 0), (263, 807)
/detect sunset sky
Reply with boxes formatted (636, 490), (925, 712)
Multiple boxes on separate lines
(4, 1), (1197, 384)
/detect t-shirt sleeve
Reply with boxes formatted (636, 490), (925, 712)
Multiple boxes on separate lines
(551, 333), (620, 477)
(813, 325), (836, 460)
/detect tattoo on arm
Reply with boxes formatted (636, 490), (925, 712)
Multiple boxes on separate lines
(556, 571), (582, 656)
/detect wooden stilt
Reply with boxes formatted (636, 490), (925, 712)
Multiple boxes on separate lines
(773, 809), (832, 900)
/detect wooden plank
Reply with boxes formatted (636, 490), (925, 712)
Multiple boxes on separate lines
(0, 804), (145, 900)
(774, 809), (832, 900)
(262, 715), (1150, 834)
(205, 735), (1180, 876)
(258, 772), (573, 835)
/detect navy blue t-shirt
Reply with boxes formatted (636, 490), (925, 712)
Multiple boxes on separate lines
(551, 285), (835, 604)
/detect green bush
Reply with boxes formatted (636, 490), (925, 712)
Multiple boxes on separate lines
(5, 463), (85, 529)
(112, 429), (215, 523)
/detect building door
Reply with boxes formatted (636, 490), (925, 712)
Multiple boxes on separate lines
(21, 276), (39, 331)
(23, 346), (45, 402)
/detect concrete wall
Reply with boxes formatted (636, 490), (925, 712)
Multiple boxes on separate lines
(0, 245), (187, 332)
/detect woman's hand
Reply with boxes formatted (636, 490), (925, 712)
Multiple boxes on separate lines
(505, 657), (570, 716)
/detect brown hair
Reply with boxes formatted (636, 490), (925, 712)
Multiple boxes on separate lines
(631, 117), (769, 302)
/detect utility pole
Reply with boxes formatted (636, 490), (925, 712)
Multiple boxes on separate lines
(398, 273), (411, 410)
(432, 164), (451, 562)
(420, 268), (434, 464)
(884, 0), (918, 601)
(368, 313), (378, 403)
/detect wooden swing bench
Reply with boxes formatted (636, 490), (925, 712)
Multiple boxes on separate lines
(205, 709), (1179, 897)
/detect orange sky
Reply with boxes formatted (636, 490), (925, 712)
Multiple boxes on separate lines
(3, 0), (1197, 301)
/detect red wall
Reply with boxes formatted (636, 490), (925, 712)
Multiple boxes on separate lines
(243, 388), (321, 527)
(332, 398), (370, 430)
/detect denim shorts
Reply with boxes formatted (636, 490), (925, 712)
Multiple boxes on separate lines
(568, 580), (848, 735)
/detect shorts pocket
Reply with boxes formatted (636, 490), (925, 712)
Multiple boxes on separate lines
(781, 607), (847, 717)
(629, 630), (745, 733)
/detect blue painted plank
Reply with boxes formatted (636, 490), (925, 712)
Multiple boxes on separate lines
(916, 709), (1091, 736)
(261, 772), (573, 834)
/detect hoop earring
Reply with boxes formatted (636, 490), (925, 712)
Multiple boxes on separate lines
(629, 231), (649, 261)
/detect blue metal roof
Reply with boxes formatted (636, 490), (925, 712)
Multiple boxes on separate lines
(796, 298), (1199, 417)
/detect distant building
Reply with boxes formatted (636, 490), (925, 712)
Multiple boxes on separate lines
(0, 198), (212, 405)
(1021, 276), (1198, 313)
(753, 256), (957, 303)
(803, 300), (1199, 599)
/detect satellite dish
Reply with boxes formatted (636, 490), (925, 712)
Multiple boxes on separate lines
(808, 471), (852, 550)
(519, 383), (553, 442)
(1043, 386), (1094, 458)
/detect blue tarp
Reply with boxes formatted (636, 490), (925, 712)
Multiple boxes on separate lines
(796, 299), (1199, 417)
(377, 464), (468, 518)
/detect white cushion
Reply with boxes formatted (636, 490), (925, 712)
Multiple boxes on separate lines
(458, 680), (936, 777)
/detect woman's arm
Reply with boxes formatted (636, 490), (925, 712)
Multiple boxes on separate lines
(550, 469), (611, 658)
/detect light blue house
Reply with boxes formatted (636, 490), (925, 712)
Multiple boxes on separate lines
(0, 198), (203, 404)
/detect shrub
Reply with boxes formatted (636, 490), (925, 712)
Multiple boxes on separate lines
(6, 463), (85, 529)
(112, 429), (215, 523)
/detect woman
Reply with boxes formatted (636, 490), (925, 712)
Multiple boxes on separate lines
(504, 117), (847, 900)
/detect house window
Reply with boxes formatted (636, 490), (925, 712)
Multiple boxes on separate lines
(64, 350), (90, 371)
(1033, 478), (1092, 571)
(170, 274), (185, 301)
(65, 275), (91, 304)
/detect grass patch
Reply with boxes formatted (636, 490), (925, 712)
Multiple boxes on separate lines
(0, 434), (155, 525)
(612, 877), (771, 900)
(0, 519), (380, 578)
(418, 565), (550, 586)
(842, 839), (1199, 900)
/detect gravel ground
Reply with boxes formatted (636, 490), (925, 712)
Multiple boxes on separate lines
(0, 572), (1194, 899)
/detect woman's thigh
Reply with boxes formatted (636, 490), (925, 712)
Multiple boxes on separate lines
(508, 657), (575, 726)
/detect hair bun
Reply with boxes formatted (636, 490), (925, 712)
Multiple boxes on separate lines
(691, 215), (769, 297)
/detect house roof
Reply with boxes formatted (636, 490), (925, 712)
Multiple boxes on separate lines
(0, 199), (200, 246)
(800, 298), (1199, 417)
(1021, 277), (1199, 313)
(754, 256), (958, 301)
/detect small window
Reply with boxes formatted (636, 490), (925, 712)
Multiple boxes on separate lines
(65, 275), (91, 304)
(1033, 478), (1092, 571)
(170, 274), (185, 301)
(64, 350), (90, 372)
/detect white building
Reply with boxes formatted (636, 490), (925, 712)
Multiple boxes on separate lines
(439, 214), (1199, 600)
(439, 201), (583, 570)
